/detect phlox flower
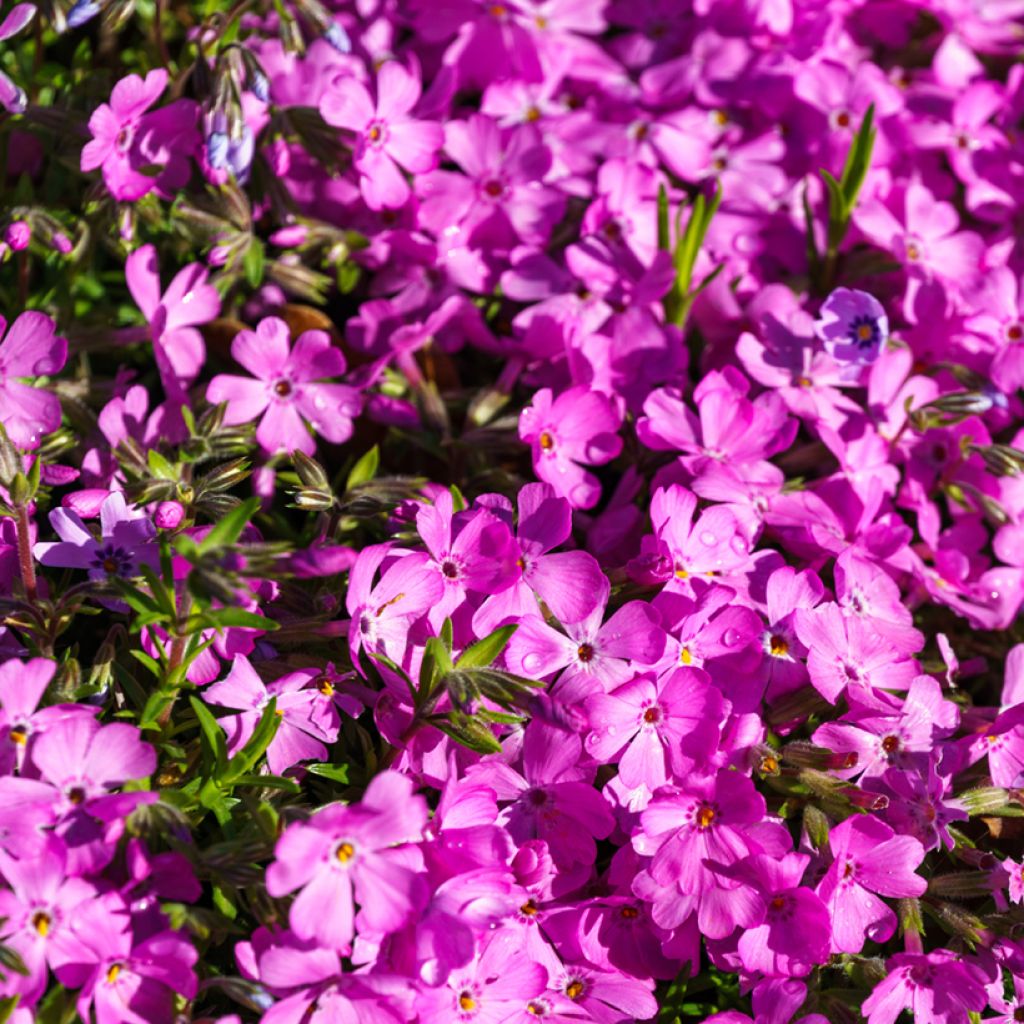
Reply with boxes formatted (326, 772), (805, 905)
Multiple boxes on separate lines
(54, 892), (198, 1024)
(814, 288), (888, 367)
(0, 5), (34, 114)
(204, 657), (357, 776)
(0, 311), (68, 448)
(519, 385), (623, 510)
(265, 771), (429, 952)
(125, 244), (219, 389)
(320, 61), (443, 209)
(585, 667), (724, 789)
(207, 316), (362, 455)
(34, 491), (157, 583)
(861, 950), (986, 1024)
(80, 69), (198, 201)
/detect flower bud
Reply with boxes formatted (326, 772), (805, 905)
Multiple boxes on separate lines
(154, 501), (185, 529)
(4, 221), (29, 250)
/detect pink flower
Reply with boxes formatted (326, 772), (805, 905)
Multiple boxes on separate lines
(80, 69), (197, 202)
(206, 316), (362, 455)
(0, 5), (35, 114)
(320, 62), (443, 209)
(125, 244), (219, 388)
(519, 386), (623, 509)
(815, 816), (926, 954)
(0, 311), (67, 448)
(265, 771), (429, 951)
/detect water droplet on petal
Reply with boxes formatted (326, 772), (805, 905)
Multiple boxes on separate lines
(523, 653), (542, 674)
(722, 628), (739, 647)
(730, 535), (748, 555)
(699, 531), (717, 546)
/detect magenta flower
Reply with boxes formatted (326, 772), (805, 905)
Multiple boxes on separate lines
(80, 69), (198, 201)
(345, 546), (443, 667)
(0, 657), (96, 774)
(125, 244), (219, 388)
(0, 841), (96, 1004)
(416, 490), (518, 625)
(203, 657), (354, 776)
(504, 582), (666, 702)
(418, 114), (566, 248)
(265, 771), (429, 951)
(861, 950), (986, 1024)
(519, 386), (622, 510)
(585, 667), (724, 790)
(814, 288), (889, 366)
(54, 892), (198, 1024)
(472, 483), (607, 632)
(320, 62), (443, 209)
(0, 311), (67, 448)
(415, 927), (547, 1024)
(633, 769), (788, 938)
(206, 316), (362, 455)
(34, 491), (157, 582)
(815, 816), (926, 954)
(724, 853), (830, 978)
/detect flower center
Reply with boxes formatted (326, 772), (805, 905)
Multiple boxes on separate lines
(576, 643), (594, 663)
(317, 677), (335, 696)
(770, 895), (786, 911)
(459, 991), (477, 1011)
(882, 734), (900, 754)
(769, 634), (789, 656)
(366, 122), (386, 145)
(274, 379), (292, 397)
(520, 899), (538, 916)
(483, 179), (504, 198)
(849, 315), (879, 350)
(620, 905), (639, 919)
(905, 241), (921, 262)
(91, 543), (132, 576)
(67, 786), (86, 805)
(1007, 322), (1023, 342)
(489, 3), (507, 15)
(527, 788), (548, 807)
(31, 911), (51, 936)
(643, 705), (662, 724)
(680, 646), (693, 664)
(834, 109), (851, 128)
(441, 559), (460, 579)
(695, 803), (716, 829)
(115, 126), (134, 153)
(335, 841), (356, 863)
(106, 963), (122, 984)
(538, 431), (554, 451)
(525, 105), (542, 122)
(565, 980), (585, 1001)
(9, 724), (27, 745)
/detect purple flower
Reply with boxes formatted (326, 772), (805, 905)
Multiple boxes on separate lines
(206, 316), (362, 455)
(0, 311), (68, 448)
(814, 287), (889, 366)
(265, 771), (429, 951)
(80, 69), (198, 202)
(0, 5), (34, 113)
(815, 816), (926, 954)
(320, 62), (443, 210)
(35, 491), (157, 582)
(519, 386), (622, 510)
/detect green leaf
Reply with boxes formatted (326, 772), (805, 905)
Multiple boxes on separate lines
(449, 484), (466, 512)
(147, 448), (177, 480)
(435, 714), (503, 754)
(198, 497), (260, 555)
(306, 762), (351, 783)
(440, 617), (454, 652)
(657, 183), (671, 252)
(187, 607), (278, 633)
(345, 445), (379, 490)
(139, 688), (178, 730)
(189, 695), (228, 777)
(0, 996), (21, 1024)
(223, 698), (281, 781)
(230, 773), (302, 792)
(455, 624), (518, 670)
(244, 239), (265, 288)
(0, 945), (28, 978)
(838, 102), (876, 210)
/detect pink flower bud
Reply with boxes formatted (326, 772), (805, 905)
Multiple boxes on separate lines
(4, 221), (29, 250)
(154, 501), (185, 529)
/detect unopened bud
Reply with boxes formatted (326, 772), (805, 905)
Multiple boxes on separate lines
(154, 501), (185, 529)
(959, 786), (1014, 815)
(4, 222), (29, 250)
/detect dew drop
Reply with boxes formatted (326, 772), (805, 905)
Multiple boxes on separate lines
(722, 628), (739, 647)
(699, 531), (717, 546)
(729, 535), (748, 555)
(522, 653), (542, 674)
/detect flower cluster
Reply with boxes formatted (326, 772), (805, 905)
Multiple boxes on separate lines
(4, 0), (1024, 1022)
